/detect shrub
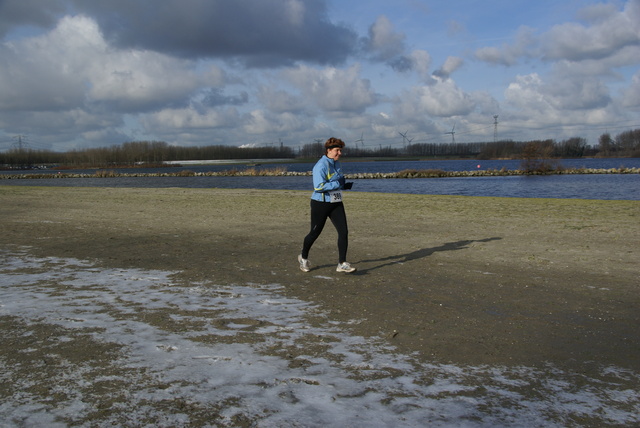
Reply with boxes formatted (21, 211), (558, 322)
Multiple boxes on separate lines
(94, 169), (118, 178)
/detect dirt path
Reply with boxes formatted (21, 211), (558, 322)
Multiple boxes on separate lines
(1, 185), (639, 373)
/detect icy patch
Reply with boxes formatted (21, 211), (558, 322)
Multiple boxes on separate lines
(0, 248), (638, 427)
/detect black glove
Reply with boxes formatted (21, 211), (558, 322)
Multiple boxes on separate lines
(344, 182), (353, 190)
(338, 176), (346, 186)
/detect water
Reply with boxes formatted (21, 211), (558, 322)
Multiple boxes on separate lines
(271, 157), (640, 175)
(2, 158), (639, 200)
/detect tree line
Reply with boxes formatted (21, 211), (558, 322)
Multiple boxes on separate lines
(1, 129), (639, 168)
(0, 141), (296, 168)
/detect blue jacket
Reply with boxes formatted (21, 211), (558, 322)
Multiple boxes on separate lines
(310, 155), (344, 202)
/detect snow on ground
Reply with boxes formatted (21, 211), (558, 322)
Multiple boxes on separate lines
(0, 248), (638, 427)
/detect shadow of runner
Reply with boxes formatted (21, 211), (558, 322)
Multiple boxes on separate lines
(355, 237), (502, 274)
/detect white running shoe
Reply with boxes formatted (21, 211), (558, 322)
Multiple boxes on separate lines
(298, 255), (310, 272)
(336, 262), (356, 273)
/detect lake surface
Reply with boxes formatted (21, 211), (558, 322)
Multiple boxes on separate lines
(2, 158), (639, 200)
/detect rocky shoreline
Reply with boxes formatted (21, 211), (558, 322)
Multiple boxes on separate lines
(1, 166), (639, 180)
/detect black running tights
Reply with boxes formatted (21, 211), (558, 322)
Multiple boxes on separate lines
(301, 200), (348, 263)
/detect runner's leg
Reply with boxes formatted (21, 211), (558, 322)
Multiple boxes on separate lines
(301, 200), (331, 259)
(328, 203), (348, 263)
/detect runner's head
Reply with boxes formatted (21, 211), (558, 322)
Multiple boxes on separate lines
(325, 138), (345, 160)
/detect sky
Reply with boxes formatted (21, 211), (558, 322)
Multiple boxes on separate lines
(0, 0), (639, 153)
(2, 248), (638, 426)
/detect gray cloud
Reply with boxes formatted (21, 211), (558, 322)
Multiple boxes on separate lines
(364, 15), (406, 62)
(433, 56), (464, 79)
(201, 89), (249, 107)
(0, 0), (67, 37)
(69, 0), (358, 67)
(256, 86), (308, 114)
(0, 0), (637, 150)
(621, 71), (640, 109)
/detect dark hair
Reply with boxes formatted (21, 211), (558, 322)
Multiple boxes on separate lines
(324, 137), (345, 154)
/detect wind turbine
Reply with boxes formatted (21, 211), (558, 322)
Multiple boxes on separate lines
(445, 123), (456, 143)
(355, 132), (365, 149)
(399, 130), (409, 146)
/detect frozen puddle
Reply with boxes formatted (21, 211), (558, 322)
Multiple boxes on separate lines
(0, 248), (638, 427)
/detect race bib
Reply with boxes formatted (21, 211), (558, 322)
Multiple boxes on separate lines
(328, 190), (342, 203)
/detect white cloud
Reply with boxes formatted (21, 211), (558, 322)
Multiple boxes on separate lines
(0, 14), (234, 147)
(400, 77), (476, 118)
(142, 107), (240, 131)
(621, 70), (640, 109)
(541, 0), (639, 62)
(0, 16), (94, 111)
(283, 64), (376, 114)
(474, 26), (538, 66)
(474, 2), (639, 67)
(0, 1), (638, 150)
(409, 49), (432, 81)
(545, 63), (612, 110)
(243, 109), (310, 136)
(502, 71), (620, 137)
(466, 1), (640, 142)
(504, 73), (550, 113)
(0, 15), (225, 113)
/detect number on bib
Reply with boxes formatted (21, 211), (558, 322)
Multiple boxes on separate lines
(329, 190), (342, 203)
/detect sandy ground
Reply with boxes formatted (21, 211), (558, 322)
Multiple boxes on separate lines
(1, 185), (638, 375)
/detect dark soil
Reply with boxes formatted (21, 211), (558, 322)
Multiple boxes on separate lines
(1, 185), (639, 374)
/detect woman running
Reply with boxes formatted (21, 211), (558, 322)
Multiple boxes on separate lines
(298, 137), (356, 273)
